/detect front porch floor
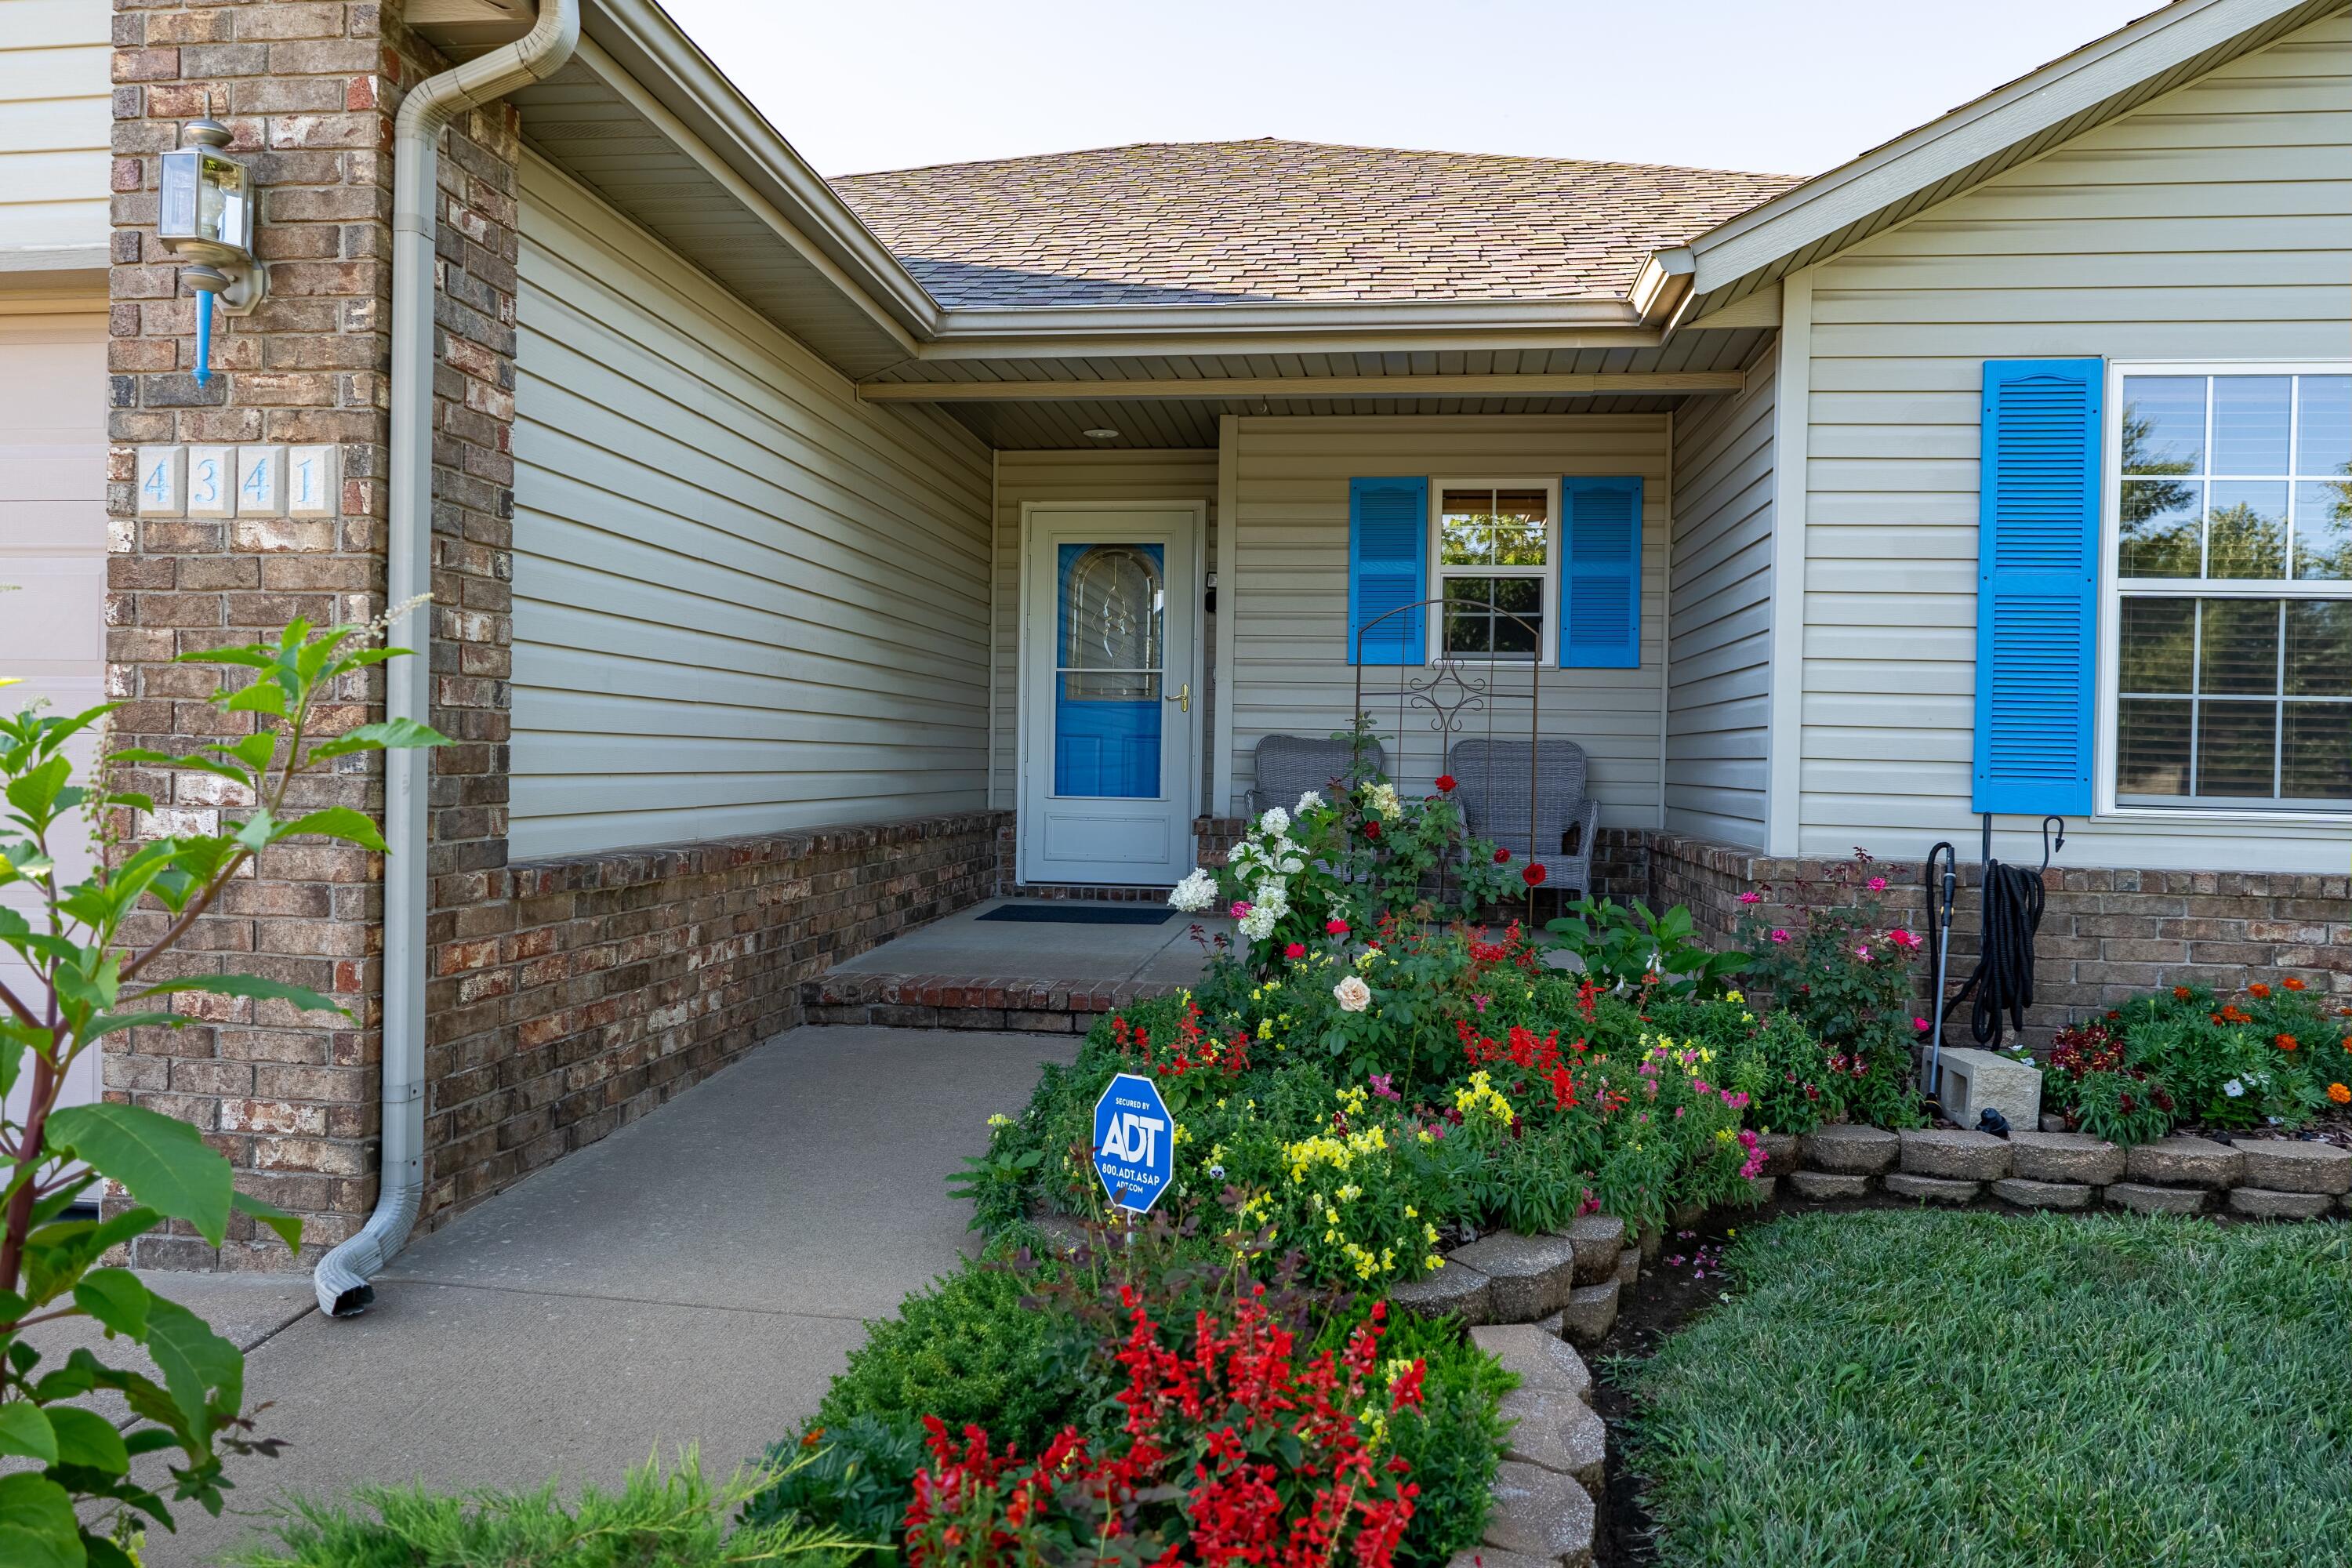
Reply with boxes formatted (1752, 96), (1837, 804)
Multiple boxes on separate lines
(805, 897), (1229, 1031)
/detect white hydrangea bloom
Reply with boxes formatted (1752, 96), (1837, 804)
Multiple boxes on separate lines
(1366, 782), (1403, 821)
(1296, 789), (1324, 813)
(1250, 880), (1290, 921)
(1237, 904), (1278, 941)
(1256, 805), (1291, 837)
(1167, 868), (1218, 913)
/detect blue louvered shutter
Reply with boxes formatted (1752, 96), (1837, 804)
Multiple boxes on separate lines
(1559, 477), (1642, 669)
(1973, 358), (2102, 815)
(1348, 477), (1428, 665)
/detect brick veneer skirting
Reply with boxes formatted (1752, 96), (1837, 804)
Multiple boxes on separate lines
(417, 811), (1007, 1228)
(1642, 831), (2352, 1040)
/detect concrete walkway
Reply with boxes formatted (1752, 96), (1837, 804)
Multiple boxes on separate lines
(86, 1024), (1076, 1566)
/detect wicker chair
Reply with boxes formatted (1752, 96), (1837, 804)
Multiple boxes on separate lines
(1446, 739), (1602, 898)
(1244, 735), (1383, 817)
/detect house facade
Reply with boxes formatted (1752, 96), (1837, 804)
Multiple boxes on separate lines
(0, 0), (2342, 1272)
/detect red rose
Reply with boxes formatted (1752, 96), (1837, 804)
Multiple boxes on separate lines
(1523, 863), (1547, 887)
(1283, 942), (1306, 960)
(1363, 819), (1381, 840)
(1433, 774), (1457, 793)
(1325, 918), (1349, 937)
(1494, 848), (1511, 864)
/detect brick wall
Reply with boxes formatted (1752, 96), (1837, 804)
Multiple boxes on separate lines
(423, 812), (1004, 1221)
(1645, 832), (2352, 1042)
(103, 0), (535, 1269)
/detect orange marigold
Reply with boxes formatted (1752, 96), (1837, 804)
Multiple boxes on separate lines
(2172, 985), (2194, 1001)
(2284, 977), (2307, 992)
(2249, 983), (2272, 1000)
(2330, 1083), (2352, 1106)
(2275, 1033), (2299, 1051)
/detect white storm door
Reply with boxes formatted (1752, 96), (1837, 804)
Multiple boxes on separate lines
(0, 307), (108, 1123)
(1020, 507), (1200, 886)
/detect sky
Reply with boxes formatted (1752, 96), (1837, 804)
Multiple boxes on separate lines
(657, 0), (2168, 180)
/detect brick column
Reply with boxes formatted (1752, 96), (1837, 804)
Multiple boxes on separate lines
(104, 0), (521, 1270)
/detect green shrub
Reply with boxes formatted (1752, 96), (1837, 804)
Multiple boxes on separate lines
(811, 1261), (1098, 1455)
(1363, 1314), (1515, 1568)
(738, 1414), (924, 1564)
(227, 1452), (857, 1567)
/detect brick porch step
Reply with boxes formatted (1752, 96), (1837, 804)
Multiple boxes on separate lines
(800, 971), (1189, 1033)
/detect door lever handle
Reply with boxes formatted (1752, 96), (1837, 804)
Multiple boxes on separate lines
(1166, 681), (1190, 714)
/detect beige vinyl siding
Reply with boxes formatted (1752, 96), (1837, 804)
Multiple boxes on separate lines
(1226, 415), (1669, 824)
(1798, 8), (2352, 873)
(1666, 354), (1776, 848)
(511, 156), (993, 858)
(990, 451), (1218, 810)
(0, 0), (107, 257)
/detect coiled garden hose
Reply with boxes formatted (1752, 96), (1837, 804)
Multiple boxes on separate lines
(1925, 817), (2063, 1054)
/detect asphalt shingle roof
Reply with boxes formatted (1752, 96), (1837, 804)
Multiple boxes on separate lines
(828, 138), (1801, 310)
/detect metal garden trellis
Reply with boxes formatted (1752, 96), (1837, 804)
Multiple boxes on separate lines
(1351, 594), (1548, 922)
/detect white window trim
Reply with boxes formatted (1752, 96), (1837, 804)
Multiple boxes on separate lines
(1425, 476), (1560, 668)
(2094, 358), (2352, 825)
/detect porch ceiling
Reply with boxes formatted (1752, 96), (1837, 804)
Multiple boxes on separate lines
(869, 329), (1769, 448)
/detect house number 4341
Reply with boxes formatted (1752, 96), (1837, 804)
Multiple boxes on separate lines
(136, 445), (337, 519)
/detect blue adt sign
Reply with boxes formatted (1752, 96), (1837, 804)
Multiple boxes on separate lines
(1091, 1073), (1174, 1214)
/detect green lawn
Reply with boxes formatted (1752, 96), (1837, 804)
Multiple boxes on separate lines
(1623, 1210), (2352, 1568)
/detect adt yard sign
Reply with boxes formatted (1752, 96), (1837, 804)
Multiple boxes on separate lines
(1092, 1073), (1174, 1214)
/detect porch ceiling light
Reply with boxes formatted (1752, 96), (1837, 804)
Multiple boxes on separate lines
(1083, 427), (1121, 440)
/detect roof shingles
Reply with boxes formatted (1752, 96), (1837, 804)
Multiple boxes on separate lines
(829, 138), (1799, 309)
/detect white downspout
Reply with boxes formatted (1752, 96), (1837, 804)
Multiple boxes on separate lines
(314, 0), (580, 1317)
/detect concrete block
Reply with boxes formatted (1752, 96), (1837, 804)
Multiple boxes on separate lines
(1900, 1127), (2011, 1181)
(2229, 1139), (2352, 1196)
(1789, 1169), (1871, 1200)
(1563, 1214), (1626, 1284)
(1614, 1245), (1641, 1286)
(1497, 1385), (1607, 1496)
(1935, 1047), (2041, 1131)
(1482, 1461), (1596, 1568)
(1544, 1279), (1621, 1348)
(2105, 1181), (2211, 1215)
(2009, 1131), (2125, 1185)
(1991, 1177), (2093, 1210)
(2125, 1135), (2242, 1189)
(1451, 1232), (1578, 1323)
(1884, 1172), (1980, 1203)
(1390, 1258), (1493, 1325)
(1802, 1123), (1899, 1174)
(1470, 1323), (1592, 1403)
(2227, 1186), (2334, 1220)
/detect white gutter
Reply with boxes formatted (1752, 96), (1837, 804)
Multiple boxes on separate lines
(313, 0), (580, 1319)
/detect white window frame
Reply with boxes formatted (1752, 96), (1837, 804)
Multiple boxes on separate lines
(1425, 477), (1560, 667)
(2095, 358), (2352, 824)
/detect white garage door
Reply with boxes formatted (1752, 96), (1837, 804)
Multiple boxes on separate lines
(0, 301), (106, 1119)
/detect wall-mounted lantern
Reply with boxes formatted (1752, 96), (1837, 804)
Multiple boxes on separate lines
(158, 118), (266, 385)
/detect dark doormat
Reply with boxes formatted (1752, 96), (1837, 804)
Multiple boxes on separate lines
(978, 904), (1175, 926)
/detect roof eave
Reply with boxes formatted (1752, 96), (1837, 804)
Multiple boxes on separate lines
(1642, 0), (2335, 310)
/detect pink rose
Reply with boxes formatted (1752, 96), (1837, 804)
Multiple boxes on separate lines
(1886, 928), (1921, 951)
(1738, 891), (1762, 904)
(1867, 876), (1887, 892)
(1854, 944), (1873, 962)
(1230, 901), (1252, 919)
(1914, 1016), (1932, 1032)
(1770, 929), (1790, 944)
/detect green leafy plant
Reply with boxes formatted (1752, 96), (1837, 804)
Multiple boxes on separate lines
(230, 1449), (862, 1567)
(1542, 897), (1748, 999)
(0, 615), (445, 1564)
